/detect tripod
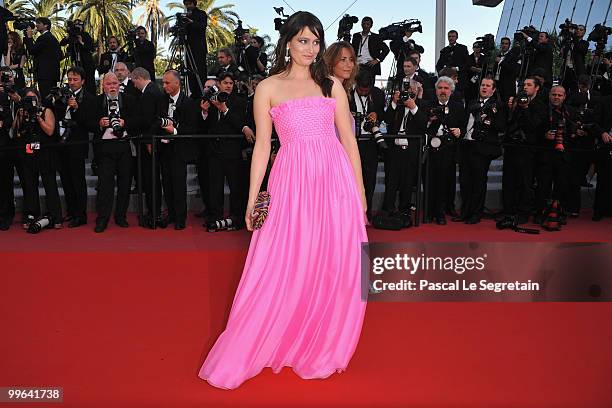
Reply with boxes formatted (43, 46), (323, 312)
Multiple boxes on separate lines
(167, 34), (204, 97)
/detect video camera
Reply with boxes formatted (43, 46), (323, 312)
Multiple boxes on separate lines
(66, 20), (84, 39)
(169, 12), (192, 39)
(474, 33), (495, 53)
(379, 19), (422, 41)
(273, 7), (289, 33)
(13, 16), (35, 31)
(558, 18), (579, 45)
(337, 14), (358, 42)
(202, 85), (229, 103)
(234, 20), (248, 47)
(587, 24), (612, 44)
(514, 25), (539, 43)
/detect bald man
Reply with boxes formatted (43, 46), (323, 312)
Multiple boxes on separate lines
(92, 72), (138, 233)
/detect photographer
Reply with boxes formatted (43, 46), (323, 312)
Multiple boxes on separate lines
(60, 19), (96, 95)
(465, 42), (485, 104)
(525, 31), (553, 89)
(493, 37), (519, 103)
(183, 0), (208, 97)
(213, 47), (240, 78)
(592, 95), (612, 221)
(423, 76), (466, 225)
(3, 32), (26, 90)
(98, 36), (128, 75)
(92, 72), (137, 233)
(200, 72), (247, 228)
(12, 88), (62, 230)
(435, 30), (469, 86)
(501, 77), (547, 225)
(133, 26), (156, 81)
(383, 73), (427, 222)
(0, 69), (22, 230)
(52, 66), (95, 228)
(349, 71), (386, 222)
(457, 77), (505, 224)
(351, 17), (389, 84)
(250, 36), (268, 76)
(158, 70), (198, 230)
(560, 24), (588, 94)
(390, 28), (424, 84)
(24, 17), (62, 99)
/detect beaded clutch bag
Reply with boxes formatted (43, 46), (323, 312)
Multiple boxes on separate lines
(252, 191), (270, 230)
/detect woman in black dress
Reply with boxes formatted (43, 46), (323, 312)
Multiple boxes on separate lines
(3, 31), (26, 90)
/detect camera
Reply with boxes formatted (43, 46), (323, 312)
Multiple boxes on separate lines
(13, 17), (35, 31)
(587, 24), (612, 43)
(47, 86), (73, 105)
(233, 19), (248, 46)
(169, 12), (192, 39)
(156, 116), (177, 129)
(379, 19), (422, 41)
(558, 18), (578, 44)
(108, 99), (124, 137)
(428, 106), (453, 149)
(0, 69), (15, 94)
(206, 216), (243, 232)
(514, 25), (538, 42)
(273, 7), (289, 33)
(474, 33), (495, 53)
(354, 112), (388, 149)
(58, 119), (77, 143)
(516, 89), (529, 105)
(337, 14), (358, 41)
(470, 102), (498, 142)
(125, 28), (138, 43)
(201, 85), (229, 103)
(26, 215), (54, 234)
(66, 20), (83, 39)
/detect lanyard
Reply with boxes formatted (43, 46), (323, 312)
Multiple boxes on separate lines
(358, 34), (369, 56)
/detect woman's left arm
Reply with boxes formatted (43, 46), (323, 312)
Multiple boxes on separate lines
(38, 108), (56, 136)
(332, 78), (367, 212)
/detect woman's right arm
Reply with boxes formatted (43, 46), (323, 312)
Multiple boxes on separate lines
(245, 80), (274, 230)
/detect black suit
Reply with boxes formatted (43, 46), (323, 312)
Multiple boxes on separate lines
(350, 86), (385, 219)
(92, 93), (138, 225)
(60, 32), (97, 94)
(561, 38), (589, 93)
(133, 38), (156, 81)
(98, 50), (128, 75)
(185, 7), (208, 96)
(493, 47), (520, 102)
(55, 88), (95, 221)
(351, 32), (390, 79)
(119, 79), (140, 98)
(528, 40), (553, 87)
(459, 96), (506, 220)
(159, 91), (198, 224)
(465, 52), (485, 104)
(593, 96), (612, 217)
(212, 63), (240, 79)
(0, 91), (22, 227)
(383, 98), (428, 214)
(24, 31), (62, 98)
(436, 43), (469, 77)
(201, 94), (247, 220)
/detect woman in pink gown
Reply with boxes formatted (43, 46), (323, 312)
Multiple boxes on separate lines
(199, 11), (368, 390)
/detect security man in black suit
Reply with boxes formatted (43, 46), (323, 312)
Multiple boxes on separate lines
(456, 77), (506, 224)
(200, 72), (247, 226)
(131, 67), (166, 228)
(383, 76), (428, 220)
(493, 37), (519, 103)
(436, 30), (469, 86)
(24, 17), (62, 99)
(183, 0), (208, 97)
(133, 26), (156, 81)
(91, 72), (138, 233)
(59, 19), (97, 95)
(159, 70), (199, 230)
(98, 36), (128, 75)
(351, 16), (390, 85)
(0, 71), (22, 230)
(423, 76), (467, 225)
(560, 24), (589, 94)
(349, 71), (386, 222)
(525, 31), (553, 89)
(52, 66), (95, 228)
(501, 76), (547, 224)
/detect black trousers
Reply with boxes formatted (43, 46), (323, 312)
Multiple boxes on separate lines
(459, 142), (493, 219)
(425, 146), (455, 218)
(0, 153), (22, 222)
(21, 160), (62, 222)
(594, 147), (612, 216)
(208, 155), (246, 220)
(161, 149), (189, 223)
(358, 139), (378, 218)
(196, 140), (211, 218)
(58, 152), (87, 219)
(141, 146), (162, 217)
(37, 79), (56, 100)
(95, 147), (132, 223)
(502, 146), (535, 217)
(383, 143), (419, 213)
(564, 149), (593, 213)
(446, 144), (458, 212)
(535, 151), (571, 214)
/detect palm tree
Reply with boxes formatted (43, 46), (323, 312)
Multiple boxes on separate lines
(168, 0), (239, 51)
(134, 0), (169, 50)
(5, 0), (69, 40)
(66, 0), (133, 56)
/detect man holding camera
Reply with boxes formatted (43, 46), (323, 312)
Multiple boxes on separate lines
(351, 16), (389, 85)
(457, 77), (505, 224)
(24, 17), (61, 99)
(183, 0), (208, 98)
(92, 72), (137, 233)
(53, 66), (95, 228)
(60, 20), (96, 95)
(159, 70), (198, 230)
(383, 71), (427, 222)
(200, 72), (247, 227)
(98, 36), (128, 75)
(349, 71), (386, 222)
(560, 25), (589, 94)
(133, 26), (156, 82)
(525, 31), (553, 89)
(501, 77), (547, 225)
(493, 37), (519, 103)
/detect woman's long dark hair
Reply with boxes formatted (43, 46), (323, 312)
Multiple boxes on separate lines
(269, 11), (332, 97)
(7, 32), (25, 55)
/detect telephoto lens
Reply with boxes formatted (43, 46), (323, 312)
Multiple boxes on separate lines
(206, 216), (244, 232)
(27, 215), (52, 234)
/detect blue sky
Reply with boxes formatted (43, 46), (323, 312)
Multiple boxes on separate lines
(147, 0), (504, 75)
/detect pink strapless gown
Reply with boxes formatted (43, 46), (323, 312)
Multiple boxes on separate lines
(198, 96), (368, 389)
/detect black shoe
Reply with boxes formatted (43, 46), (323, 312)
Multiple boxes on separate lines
(94, 221), (107, 233)
(174, 220), (186, 230)
(115, 218), (129, 228)
(452, 215), (467, 222)
(592, 212), (604, 222)
(68, 217), (87, 228)
(465, 216), (481, 225)
(63, 215), (74, 223)
(436, 215), (447, 225)
(0, 219), (11, 231)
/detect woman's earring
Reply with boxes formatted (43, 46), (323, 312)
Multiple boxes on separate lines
(285, 47), (290, 63)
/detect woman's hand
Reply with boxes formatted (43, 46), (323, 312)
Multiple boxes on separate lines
(245, 203), (256, 231)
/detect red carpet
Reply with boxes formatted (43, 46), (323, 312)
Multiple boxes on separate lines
(1, 213), (611, 407)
